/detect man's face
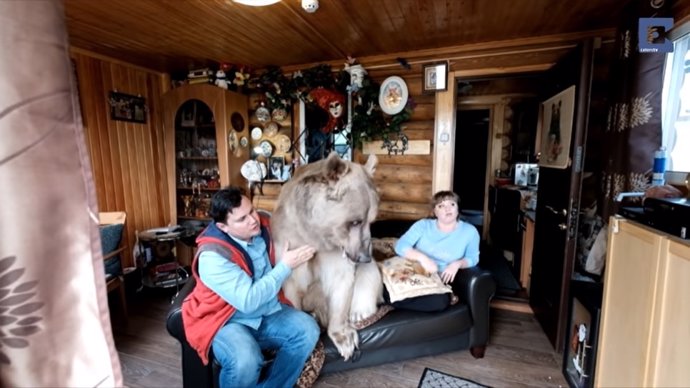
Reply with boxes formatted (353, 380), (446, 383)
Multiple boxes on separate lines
(216, 196), (261, 242)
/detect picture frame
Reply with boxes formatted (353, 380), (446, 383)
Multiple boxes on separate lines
(563, 296), (601, 388)
(267, 156), (286, 181)
(538, 85), (576, 169)
(108, 91), (147, 124)
(422, 61), (448, 93)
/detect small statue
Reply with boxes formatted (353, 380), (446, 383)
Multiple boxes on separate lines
(215, 69), (229, 90)
(181, 195), (194, 217)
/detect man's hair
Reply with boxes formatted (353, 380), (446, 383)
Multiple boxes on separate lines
(429, 190), (461, 220)
(209, 186), (246, 223)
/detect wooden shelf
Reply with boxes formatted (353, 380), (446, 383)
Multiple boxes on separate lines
(179, 123), (216, 129)
(176, 157), (218, 161)
(177, 186), (220, 191)
(178, 216), (211, 221)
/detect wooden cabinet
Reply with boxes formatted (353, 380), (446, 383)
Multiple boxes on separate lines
(595, 218), (690, 387)
(162, 84), (248, 224)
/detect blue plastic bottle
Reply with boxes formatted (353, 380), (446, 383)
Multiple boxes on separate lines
(652, 146), (667, 186)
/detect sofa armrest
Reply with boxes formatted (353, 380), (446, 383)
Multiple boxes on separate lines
(166, 278), (216, 388)
(454, 267), (496, 347)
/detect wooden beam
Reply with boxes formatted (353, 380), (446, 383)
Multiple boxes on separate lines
(454, 63), (555, 78)
(281, 28), (615, 73)
(432, 77), (456, 193)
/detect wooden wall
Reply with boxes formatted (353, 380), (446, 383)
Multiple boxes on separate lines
(71, 48), (170, 268)
(356, 67), (435, 220)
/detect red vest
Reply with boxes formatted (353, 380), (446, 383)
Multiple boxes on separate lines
(181, 214), (290, 364)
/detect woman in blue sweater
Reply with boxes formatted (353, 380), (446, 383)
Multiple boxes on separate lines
(391, 190), (480, 311)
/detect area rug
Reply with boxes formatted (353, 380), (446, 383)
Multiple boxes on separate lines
(418, 368), (490, 388)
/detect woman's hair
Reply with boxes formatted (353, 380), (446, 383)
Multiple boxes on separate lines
(209, 186), (246, 223)
(429, 190), (461, 220)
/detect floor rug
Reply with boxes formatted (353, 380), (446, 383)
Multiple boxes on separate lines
(418, 368), (490, 388)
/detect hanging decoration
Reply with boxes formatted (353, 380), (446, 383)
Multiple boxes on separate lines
(309, 87), (346, 134)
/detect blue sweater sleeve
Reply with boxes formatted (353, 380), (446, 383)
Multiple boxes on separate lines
(463, 225), (481, 267)
(394, 220), (425, 257)
(198, 250), (292, 314)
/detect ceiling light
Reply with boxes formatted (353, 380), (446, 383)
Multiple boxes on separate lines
(233, 0), (281, 6)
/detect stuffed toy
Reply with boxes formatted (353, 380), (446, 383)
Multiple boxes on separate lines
(214, 69), (229, 89)
(309, 87), (345, 134)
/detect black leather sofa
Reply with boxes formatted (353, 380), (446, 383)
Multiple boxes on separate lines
(166, 220), (496, 388)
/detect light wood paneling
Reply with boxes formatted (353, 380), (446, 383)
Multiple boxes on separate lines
(72, 50), (170, 268)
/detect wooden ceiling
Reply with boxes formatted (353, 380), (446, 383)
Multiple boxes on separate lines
(63, 0), (629, 73)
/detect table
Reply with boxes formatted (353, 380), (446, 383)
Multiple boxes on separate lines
(137, 226), (191, 290)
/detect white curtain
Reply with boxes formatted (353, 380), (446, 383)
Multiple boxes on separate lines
(661, 34), (690, 171)
(0, 1), (122, 386)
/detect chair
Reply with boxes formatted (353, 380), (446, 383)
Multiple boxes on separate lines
(99, 211), (128, 322)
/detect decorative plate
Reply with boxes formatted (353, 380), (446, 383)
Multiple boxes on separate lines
(264, 121), (279, 137)
(378, 76), (409, 115)
(251, 126), (263, 140)
(272, 108), (287, 122)
(228, 131), (240, 155)
(240, 160), (267, 182)
(258, 140), (274, 157)
(230, 112), (244, 132)
(239, 136), (249, 148)
(255, 105), (271, 122)
(276, 134), (292, 153)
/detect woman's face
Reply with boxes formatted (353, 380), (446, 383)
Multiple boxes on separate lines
(434, 199), (458, 224)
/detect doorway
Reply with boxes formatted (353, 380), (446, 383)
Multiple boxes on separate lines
(453, 109), (489, 232)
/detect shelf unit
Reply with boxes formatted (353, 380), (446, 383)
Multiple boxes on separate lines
(162, 84), (249, 226)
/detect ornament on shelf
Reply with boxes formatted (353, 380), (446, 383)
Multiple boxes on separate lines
(344, 57), (367, 91)
(214, 69), (229, 89)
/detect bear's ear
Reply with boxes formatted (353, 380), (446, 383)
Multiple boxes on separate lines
(324, 152), (349, 181)
(363, 154), (378, 177)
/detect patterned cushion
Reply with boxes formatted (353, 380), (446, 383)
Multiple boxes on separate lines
(100, 224), (123, 254)
(378, 256), (452, 303)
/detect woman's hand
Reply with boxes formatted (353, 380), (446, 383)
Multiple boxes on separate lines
(418, 256), (438, 275)
(281, 241), (316, 269)
(441, 259), (466, 284)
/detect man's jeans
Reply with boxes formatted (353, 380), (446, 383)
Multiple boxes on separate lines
(212, 306), (320, 388)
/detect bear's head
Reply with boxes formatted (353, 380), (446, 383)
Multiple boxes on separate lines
(274, 152), (379, 264)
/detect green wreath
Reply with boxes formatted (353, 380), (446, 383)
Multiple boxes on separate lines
(250, 64), (414, 147)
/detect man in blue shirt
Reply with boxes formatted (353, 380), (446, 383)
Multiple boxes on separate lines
(182, 187), (319, 388)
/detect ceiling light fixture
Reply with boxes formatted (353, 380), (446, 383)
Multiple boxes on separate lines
(232, 0), (281, 6)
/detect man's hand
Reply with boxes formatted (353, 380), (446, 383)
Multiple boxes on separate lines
(281, 241), (316, 269)
(441, 259), (465, 284)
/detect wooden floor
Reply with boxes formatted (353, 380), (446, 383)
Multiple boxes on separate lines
(111, 290), (568, 388)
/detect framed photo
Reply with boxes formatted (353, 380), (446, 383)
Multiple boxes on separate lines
(108, 91), (147, 124)
(538, 85), (576, 169)
(267, 156), (286, 181)
(563, 297), (601, 388)
(422, 61), (448, 93)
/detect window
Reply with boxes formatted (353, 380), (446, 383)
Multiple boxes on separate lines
(661, 30), (690, 173)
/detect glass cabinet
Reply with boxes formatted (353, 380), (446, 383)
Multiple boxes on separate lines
(174, 99), (219, 223)
(162, 84), (249, 237)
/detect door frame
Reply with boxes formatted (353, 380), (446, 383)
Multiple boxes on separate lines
(432, 64), (553, 196)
